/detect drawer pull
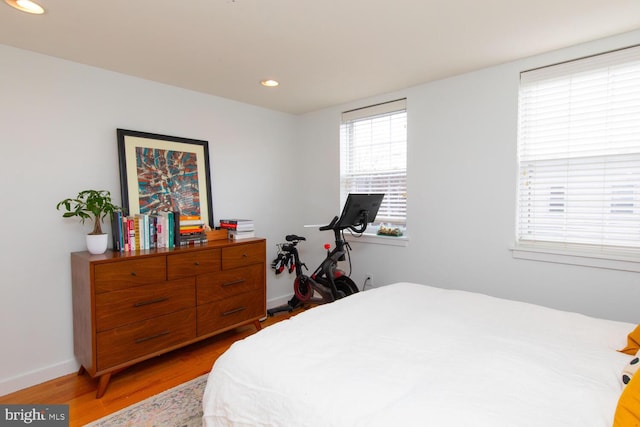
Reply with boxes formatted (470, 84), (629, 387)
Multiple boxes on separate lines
(130, 272), (137, 276)
(133, 297), (169, 307)
(223, 306), (246, 316)
(242, 253), (248, 258)
(194, 261), (200, 266)
(222, 279), (245, 287)
(135, 330), (169, 344)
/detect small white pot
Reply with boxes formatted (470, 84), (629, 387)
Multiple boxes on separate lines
(86, 234), (108, 255)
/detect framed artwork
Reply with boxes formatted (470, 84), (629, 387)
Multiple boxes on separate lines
(117, 129), (214, 227)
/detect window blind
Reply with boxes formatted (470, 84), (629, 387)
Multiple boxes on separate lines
(340, 99), (407, 224)
(517, 45), (640, 251)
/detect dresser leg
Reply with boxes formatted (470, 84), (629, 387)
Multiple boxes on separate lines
(77, 365), (86, 376)
(253, 319), (262, 331)
(96, 373), (112, 398)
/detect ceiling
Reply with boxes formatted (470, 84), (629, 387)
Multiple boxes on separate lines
(1, 1), (640, 115)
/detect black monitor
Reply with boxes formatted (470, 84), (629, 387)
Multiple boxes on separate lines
(336, 193), (384, 229)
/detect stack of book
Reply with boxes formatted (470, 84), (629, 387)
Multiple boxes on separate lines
(219, 219), (255, 240)
(178, 215), (208, 246)
(111, 211), (207, 252)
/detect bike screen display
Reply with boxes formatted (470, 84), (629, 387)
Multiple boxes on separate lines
(336, 193), (384, 228)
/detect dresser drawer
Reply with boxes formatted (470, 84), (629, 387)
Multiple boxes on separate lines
(197, 289), (265, 336)
(167, 248), (221, 280)
(95, 257), (166, 293)
(197, 263), (264, 305)
(95, 278), (196, 332)
(221, 241), (265, 270)
(96, 308), (196, 371)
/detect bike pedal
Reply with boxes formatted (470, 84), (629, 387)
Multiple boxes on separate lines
(270, 253), (284, 270)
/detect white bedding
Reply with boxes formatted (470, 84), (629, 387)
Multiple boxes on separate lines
(203, 282), (634, 426)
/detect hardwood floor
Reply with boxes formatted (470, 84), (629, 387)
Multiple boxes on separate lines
(0, 311), (299, 426)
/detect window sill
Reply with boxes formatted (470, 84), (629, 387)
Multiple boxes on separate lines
(511, 244), (640, 273)
(345, 233), (409, 247)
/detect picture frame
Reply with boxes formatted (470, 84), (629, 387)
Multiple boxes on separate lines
(117, 129), (214, 227)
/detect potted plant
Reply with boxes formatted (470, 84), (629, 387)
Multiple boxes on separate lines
(56, 189), (121, 254)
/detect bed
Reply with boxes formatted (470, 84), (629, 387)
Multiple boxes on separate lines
(202, 282), (637, 426)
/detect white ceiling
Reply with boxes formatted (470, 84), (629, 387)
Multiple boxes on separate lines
(2, 1), (640, 114)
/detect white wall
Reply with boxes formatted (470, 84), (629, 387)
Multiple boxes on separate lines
(297, 29), (640, 324)
(0, 44), (299, 395)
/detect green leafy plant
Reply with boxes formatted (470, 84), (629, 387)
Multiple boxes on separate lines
(56, 190), (121, 235)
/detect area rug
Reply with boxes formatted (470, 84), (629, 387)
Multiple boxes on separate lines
(85, 374), (207, 427)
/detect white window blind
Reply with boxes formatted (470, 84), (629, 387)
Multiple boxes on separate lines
(517, 45), (640, 252)
(340, 99), (407, 224)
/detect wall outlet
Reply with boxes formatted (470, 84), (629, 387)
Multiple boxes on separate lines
(363, 274), (373, 290)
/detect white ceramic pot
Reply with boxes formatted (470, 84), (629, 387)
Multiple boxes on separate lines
(86, 234), (108, 255)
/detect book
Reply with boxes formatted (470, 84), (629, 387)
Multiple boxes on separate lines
(127, 216), (136, 251)
(121, 215), (129, 252)
(221, 224), (254, 231)
(158, 211), (175, 248)
(219, 219), (254, 232)
(149, 215), (157, 249)
(168, 211), (175, 248)
(155, 214), (165, 248)
(179, 225), (204, 233)
(149, 215), (159, 249)
(180, 216), (205, 227)
(219, 219), (253, 225)
(228, 230), (256, 240)
(133, 215), (141, 250)
(135, 214), (152, 250)
(179, 233), (208, 245)
(173, 211), (181, 247)
(111, 211), (124, 251)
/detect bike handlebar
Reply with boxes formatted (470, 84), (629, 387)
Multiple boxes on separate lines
(318, 212), (370, 234)
(319, 216), (339, 231)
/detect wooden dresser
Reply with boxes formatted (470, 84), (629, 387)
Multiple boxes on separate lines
(71, 238), (266, 398)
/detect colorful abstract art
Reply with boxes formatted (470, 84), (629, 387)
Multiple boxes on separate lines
(135, 147), (201, 216)
(117, 129), (213, 226)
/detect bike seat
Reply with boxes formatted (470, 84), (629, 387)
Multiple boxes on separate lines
(286, 234), (306, 242)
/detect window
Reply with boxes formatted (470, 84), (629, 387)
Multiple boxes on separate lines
(340, 99), (407, 229)
(516, 45), (640, 255)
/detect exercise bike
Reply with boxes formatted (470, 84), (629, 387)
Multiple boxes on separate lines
(267, 193), (384, 316)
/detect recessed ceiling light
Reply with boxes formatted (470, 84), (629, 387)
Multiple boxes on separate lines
(5, 0), (45, 14)
(260, 79), (279, 88)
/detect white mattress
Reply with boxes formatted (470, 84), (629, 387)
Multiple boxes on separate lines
(203, 282), (633, 426)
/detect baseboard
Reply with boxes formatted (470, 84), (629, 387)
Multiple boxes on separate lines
(266, 293), (294, 310)
(0, 359), (78, 397)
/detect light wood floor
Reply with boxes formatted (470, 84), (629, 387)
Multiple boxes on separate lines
(0, 310), (298, 426)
